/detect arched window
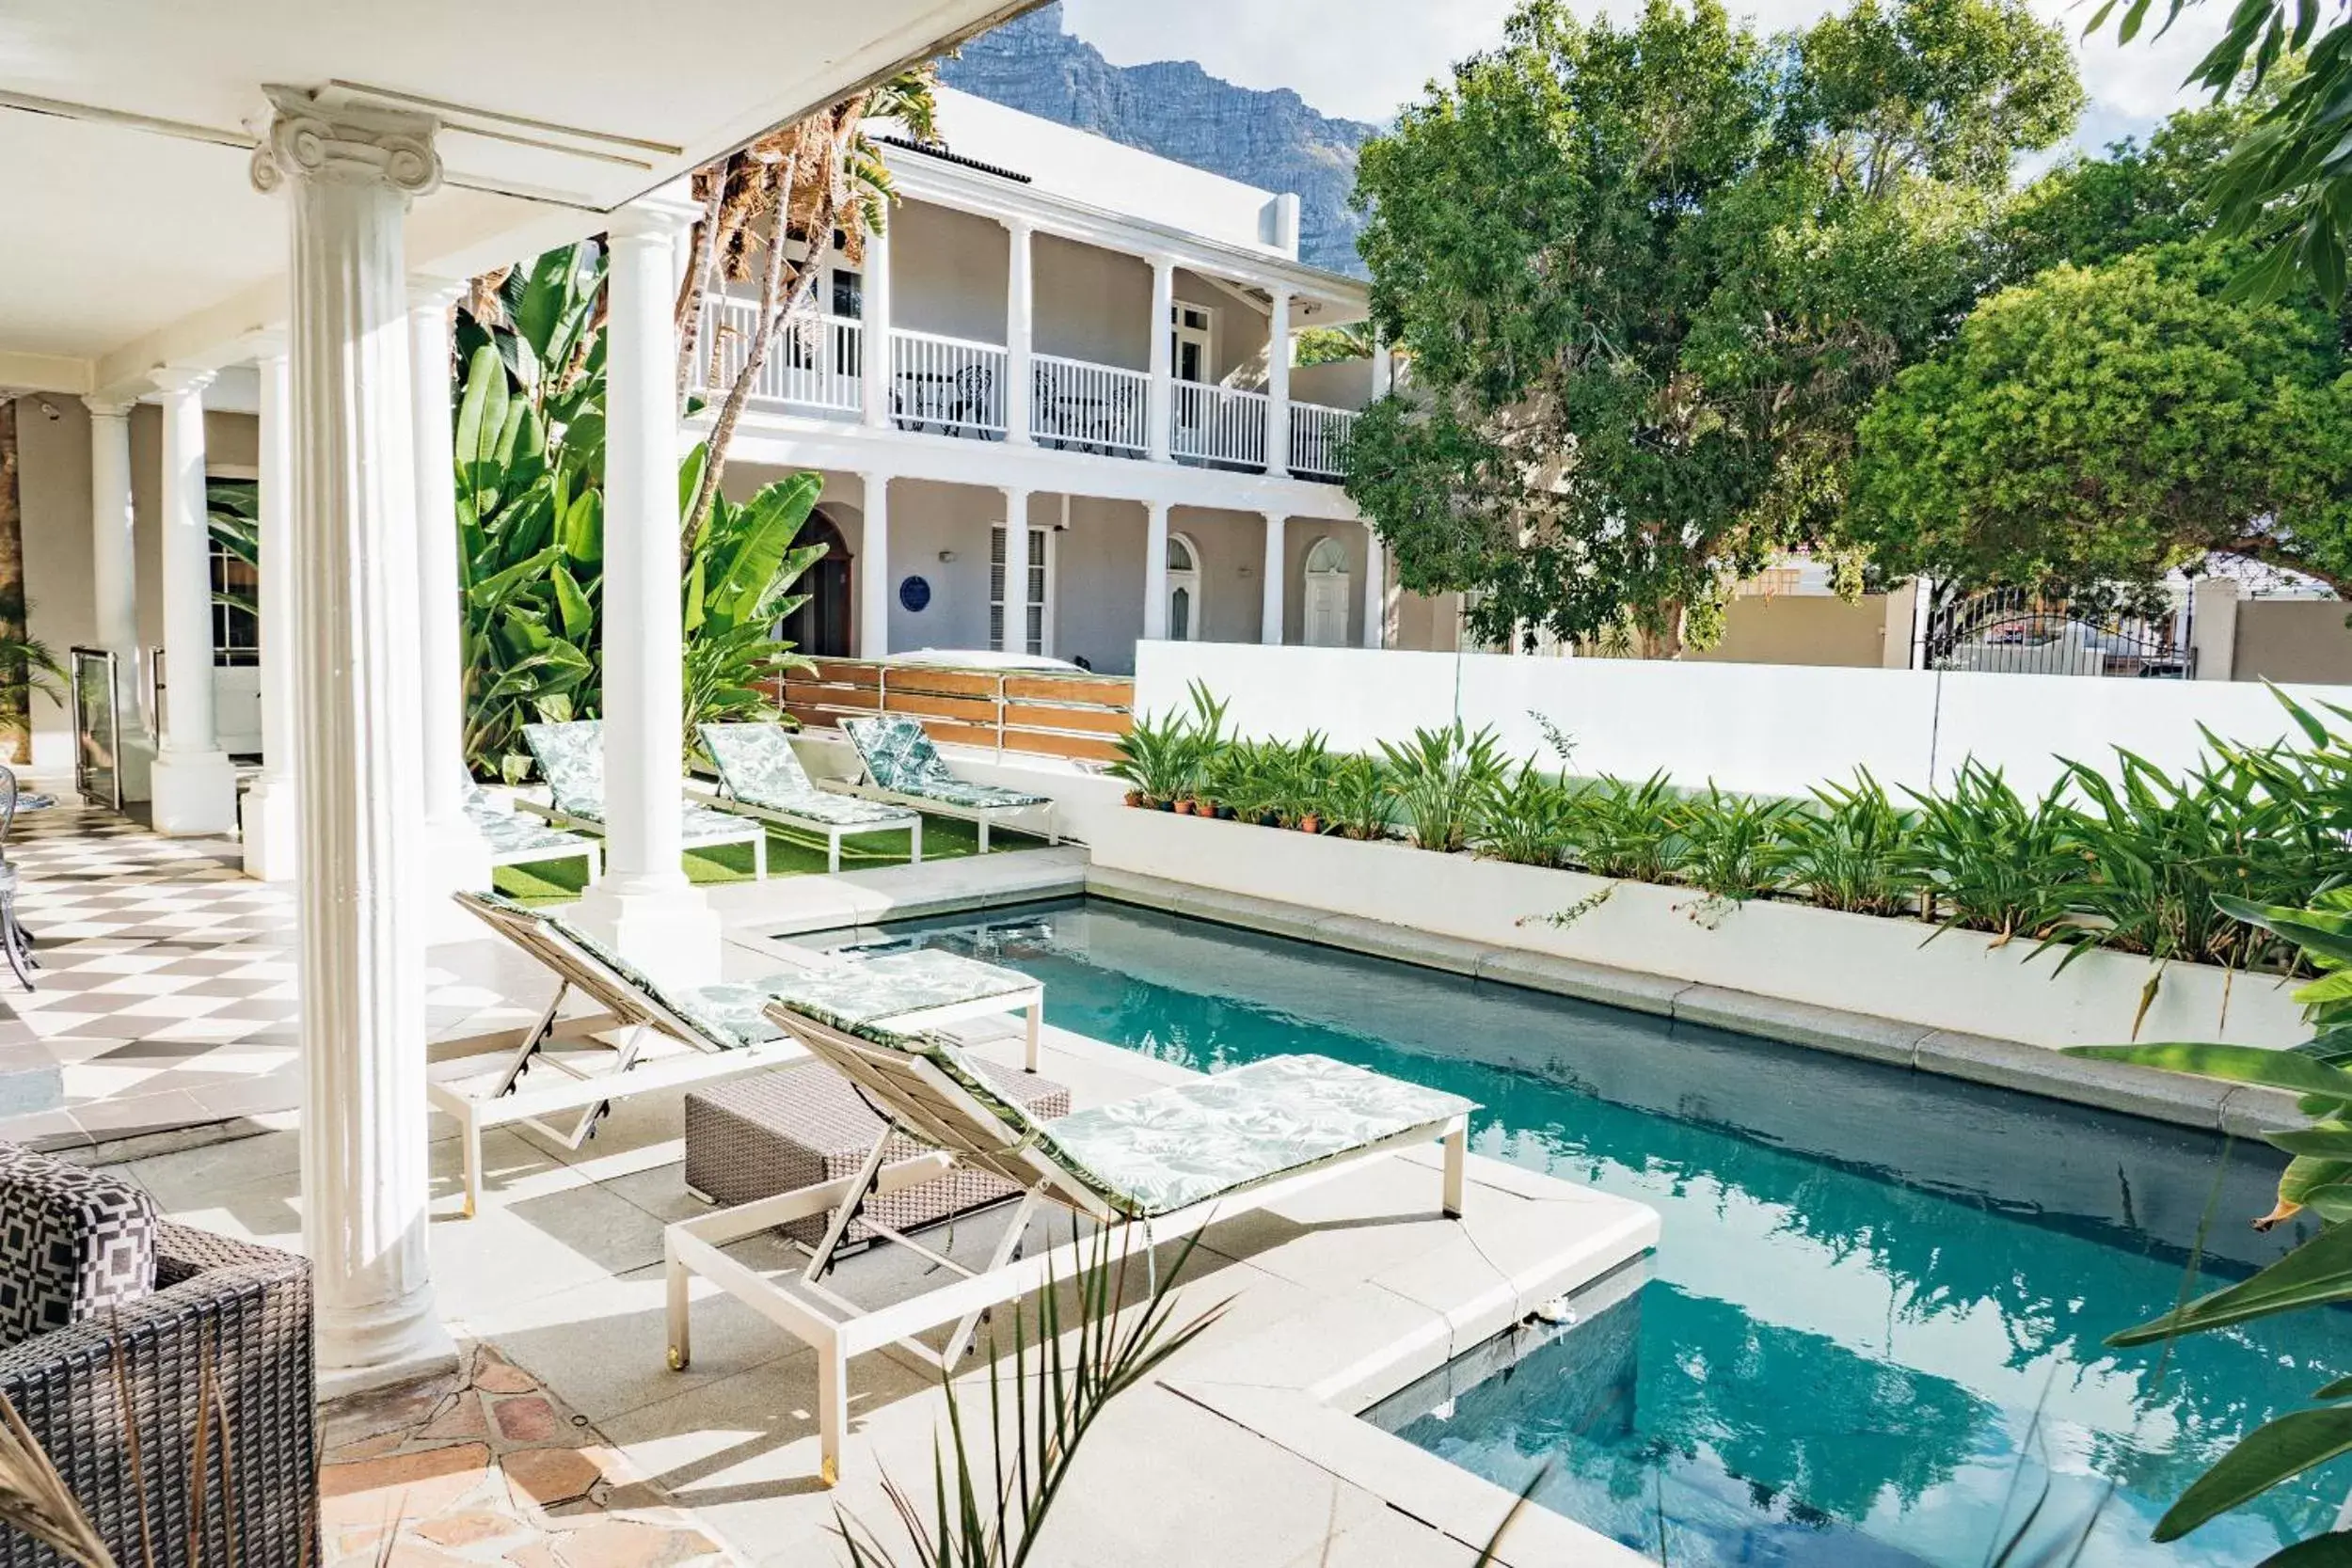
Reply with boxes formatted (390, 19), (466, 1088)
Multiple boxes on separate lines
(1167, 532), (1203, 641)
(1303, 535), (1352, 648)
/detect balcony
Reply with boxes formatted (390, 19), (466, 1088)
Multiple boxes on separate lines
(695, 301), (1359, 483)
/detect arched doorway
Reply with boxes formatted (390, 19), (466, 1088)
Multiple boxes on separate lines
(1303, 535), (1353, 647)
(779, 510), (853, 657)
(1167, 532), (1203, 641)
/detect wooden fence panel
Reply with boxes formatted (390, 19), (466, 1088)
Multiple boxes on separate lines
(776, 658), (1135, 764)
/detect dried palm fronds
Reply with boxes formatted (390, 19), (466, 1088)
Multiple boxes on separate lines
(0, 1388), (116, 1568)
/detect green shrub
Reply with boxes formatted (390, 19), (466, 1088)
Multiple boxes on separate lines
(1674, 785), (1798, 902)
(1906, 763), (2085, 944)
(1777, 770), (1921, 916)
(1322, 755), (1395, 841)
(1378, 722), (1506, 852)
(1470, 763), (1580, 866)
(1564, 772), (1686, 883)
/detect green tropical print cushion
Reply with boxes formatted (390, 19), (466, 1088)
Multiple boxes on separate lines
(522, 721), (605, 817)
(700, 723), (917, 828)
(760, 949), (1035, 1025)
(466, 800), (593, 858)
(841, 716), (1050, 810)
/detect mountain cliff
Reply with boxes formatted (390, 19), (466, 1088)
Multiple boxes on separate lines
(940, 4), (1377, 277)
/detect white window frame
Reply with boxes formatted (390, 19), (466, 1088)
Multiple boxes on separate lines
(1170, 302), (1216, 385)
(1166, 531), (1203, 642)
(989, 523), (1056, 657)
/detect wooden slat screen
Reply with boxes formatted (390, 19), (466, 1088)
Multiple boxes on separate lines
(775, 658), (1134, 765)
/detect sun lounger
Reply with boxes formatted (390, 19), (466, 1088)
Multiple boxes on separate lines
(439, 894), (1043, 1217)
(519, 721), (770, 878)
(696, 722), (921, 873)
(465, 784), (603, 886)
(834, 715), (1056, 851)
(663, 1003), (1473, 1484)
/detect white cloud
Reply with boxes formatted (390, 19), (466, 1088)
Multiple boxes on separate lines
(1057, 0), (2230, 155)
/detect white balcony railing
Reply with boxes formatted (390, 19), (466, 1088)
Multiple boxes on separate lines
(693, 297), (864, 416)
(889, 328), (1008, 439)
(1031, 355), (1152, 456)
(1289, 403), (1357, 481)
(1171, 381), (1268, 470)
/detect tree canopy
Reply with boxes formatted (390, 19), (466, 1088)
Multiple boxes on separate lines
(1847, 241), (2352, 598)
(1344, 0), (2080, 655)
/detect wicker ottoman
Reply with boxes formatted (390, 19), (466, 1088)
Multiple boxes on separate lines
(684, 1058), (1072, 1249)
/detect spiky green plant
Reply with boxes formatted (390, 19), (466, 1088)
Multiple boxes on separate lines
(1674, 784), (1797, 903)
(1322, 754), (1395, 842)
(1470, 762), (1580, 867)
(1776, 770), (1921, 916)
(1378, 721), (1505, 852)
(680, 463), (825, 755)
(1564, 771), (1686, 883)
(1905, 763), (2085, 945)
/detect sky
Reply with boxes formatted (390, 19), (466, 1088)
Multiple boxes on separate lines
(1057, 0), (2228, 159)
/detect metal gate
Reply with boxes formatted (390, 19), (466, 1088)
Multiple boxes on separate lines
(68, 646), (122, 812)
(1915, 588), (2194, 679)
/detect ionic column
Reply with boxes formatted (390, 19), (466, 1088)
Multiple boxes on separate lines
(860, 473), (891, 658)
(241, 342), (298, 879)
(1142, 500), (1170, 642)
(1147, 257), (1175, 463)
(1005, 218), (1035, 446)
(1264, 287), (1295, 478)
(1362, 526), (1387, 651)
(571, 188), (720, 986)
(148, 366), (238, 835)
(409, 278), (493, 908)
(1002, 489), (1032, 654)
(252, 87), (453, 1390)
(84, 397), (152, 800)
(1262, 511), (1287, 645)
(861, 218), (893, 431)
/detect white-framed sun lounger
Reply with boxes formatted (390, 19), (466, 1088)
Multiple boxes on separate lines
(831, 715), (1057, 852)
(466, 789), (603, 887)
(694, 722), (922, 874)
(664, 1005), (1473, 1485)
(519, 720), (770, 879)
(437, 895), (1046, 1217)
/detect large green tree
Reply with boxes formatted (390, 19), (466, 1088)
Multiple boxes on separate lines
(1848, 242), (2352, 598)
(1345, 0), (2079, 655)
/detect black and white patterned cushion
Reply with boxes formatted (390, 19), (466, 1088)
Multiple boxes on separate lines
(0, 1145), (157, 1345)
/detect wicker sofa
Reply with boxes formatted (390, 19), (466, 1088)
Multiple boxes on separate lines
(0, 1218), (318, 1567)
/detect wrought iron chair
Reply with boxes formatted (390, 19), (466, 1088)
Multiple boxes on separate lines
(950, 364), (997, 439)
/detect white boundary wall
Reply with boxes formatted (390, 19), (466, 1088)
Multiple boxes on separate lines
(1135, 642), (2352, 798)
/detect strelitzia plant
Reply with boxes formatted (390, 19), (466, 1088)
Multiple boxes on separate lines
(1564, 771), (1685, 883)
(1322, 754), (1394, 842)
(1674, 784), (1796, 904)
(1904, 763), (2085, 945)
(1378, 721), (1505, 852)
(1776, 770), (1921, 917)
(1469, 761), (1580, 868)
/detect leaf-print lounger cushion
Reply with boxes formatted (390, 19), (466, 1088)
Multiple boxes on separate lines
(1028, 1054), (1475, 1218)
(841, 716), (1050, 810)
(701, 724), (915, 827)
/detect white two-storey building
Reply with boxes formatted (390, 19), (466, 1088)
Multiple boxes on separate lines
(699, 87), (1458, 674)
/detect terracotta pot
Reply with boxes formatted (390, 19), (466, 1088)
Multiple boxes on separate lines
(1124, 790), (1145, 808)
(1174, 800), (1196, 816)
(1298, 815), (1321, 834)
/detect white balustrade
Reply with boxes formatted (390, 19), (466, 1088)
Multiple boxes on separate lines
(889, 327), (1009, 439)
(692, 296), (864, 416)
(1289, 403), (1359, 482)
(1032, 355), (1152, 456)
(1170, 381), (1269, 470)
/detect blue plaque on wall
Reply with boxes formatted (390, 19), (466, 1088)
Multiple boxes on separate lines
(899, 575), (932, 612)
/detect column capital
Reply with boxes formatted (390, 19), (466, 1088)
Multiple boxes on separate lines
(150, 365), (216, 398)
(81, 394), (136, 420)
(1001, 214), (1037, 240)
(250, 87), (440, 202)
(608, 182), (701, 243)
(407, 276), (469, 313)
(242, 329), (290, 363)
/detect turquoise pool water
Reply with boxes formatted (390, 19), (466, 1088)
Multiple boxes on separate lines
(800, 898), (2347, 1566)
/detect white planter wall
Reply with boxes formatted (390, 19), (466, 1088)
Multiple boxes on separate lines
(1135, 642), (2352, 799)
(1084, 807), (2309, 1052)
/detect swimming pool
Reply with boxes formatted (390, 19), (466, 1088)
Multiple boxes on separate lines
(793, 897), (2344, 1566)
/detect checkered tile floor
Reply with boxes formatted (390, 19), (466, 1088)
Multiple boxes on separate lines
(0, 800), (557, 1152)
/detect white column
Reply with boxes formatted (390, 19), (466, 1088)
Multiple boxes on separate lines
(409, 279), (493, 908)
(148, 366), (238, 835)
(860, 473), (892, 658)
(1261, 511), (1287, 645)
(572, 188), (721, 986)
(1142, 500), (1170, 642)
(1362, 526), (1386, 651)
(1265, 287), (1295, 478)
(1005, 218), (1035, 446)
(84, 398), (153, 800)
(1002, 489), (1032, 655)
(241, 343), (298, 879)
(1147, 257), (1175, 463)
(2192, 576), (2243, 681)
(252, 87), (454, 1391)
(1372, 332), (1395, 400)
(861, 218), (893, 431)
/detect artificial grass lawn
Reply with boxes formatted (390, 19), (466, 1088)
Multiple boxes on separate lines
(489, 810), (1047, 906)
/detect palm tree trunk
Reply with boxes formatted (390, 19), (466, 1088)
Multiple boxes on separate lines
(0, 402), (28, 765)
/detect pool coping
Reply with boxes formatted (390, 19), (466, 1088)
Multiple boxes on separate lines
(1083, 864), (2303, 1140)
